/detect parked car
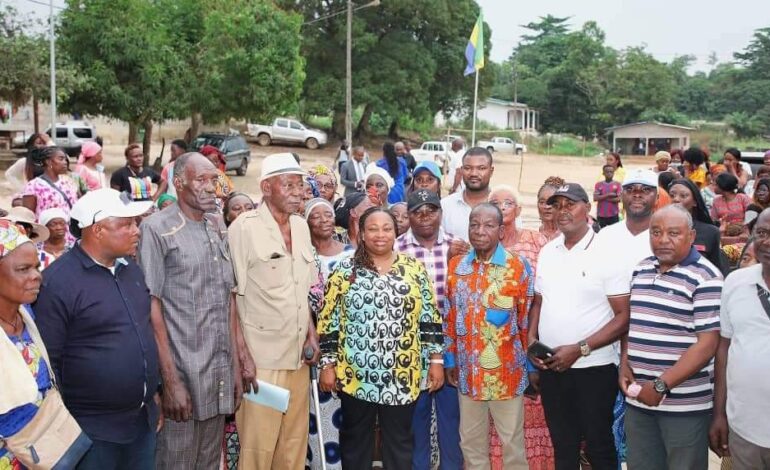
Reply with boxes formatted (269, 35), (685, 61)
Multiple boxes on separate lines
(477, 136), (527, 155)
(45, 120), (97, 157)
(412, 141), (452, 165)
(191, 132), (252, 176)
(246, 118), (327, 150)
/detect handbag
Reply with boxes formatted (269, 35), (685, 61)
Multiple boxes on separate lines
(0, 309), (92, 469)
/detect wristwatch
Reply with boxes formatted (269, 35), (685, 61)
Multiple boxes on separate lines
(652, 377), (669, 395)
(578, 340), (591, 357)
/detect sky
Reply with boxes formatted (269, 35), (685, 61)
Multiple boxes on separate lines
(479, 0), (769, 71)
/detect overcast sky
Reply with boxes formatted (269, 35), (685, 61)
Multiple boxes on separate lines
(479, 0), (769, 71)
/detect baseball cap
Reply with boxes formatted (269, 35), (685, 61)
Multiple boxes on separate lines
(69, 188), (153, 237)
(546, 183), (589, 205)
(260, 153), (307, 181)
(622, 169), (658, 188)
(407, 190), (441, 212)
(413, 161), (442, 180)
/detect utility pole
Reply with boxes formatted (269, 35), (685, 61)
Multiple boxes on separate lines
(49, 0), (57, 133)
(512, 54), (518, 103)
(345, 0), (353, 147)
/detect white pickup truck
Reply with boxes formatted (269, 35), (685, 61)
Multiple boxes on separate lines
(411, 141), (454, 165)
(246, 118), (328, 150)
(477, 136), (527, 155)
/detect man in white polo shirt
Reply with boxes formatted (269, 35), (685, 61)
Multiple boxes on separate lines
(441, 147), (493, 242)
(711, 209), (770, 469)
(528, 182), (631, 470)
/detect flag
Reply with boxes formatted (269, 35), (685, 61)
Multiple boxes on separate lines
(463, 12), (485, 76)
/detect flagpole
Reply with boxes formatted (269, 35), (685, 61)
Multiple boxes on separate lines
(472, 70), (479, 147)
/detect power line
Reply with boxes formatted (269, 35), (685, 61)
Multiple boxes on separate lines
(303, 1), (379, 26)
(22, 0), (65, 10)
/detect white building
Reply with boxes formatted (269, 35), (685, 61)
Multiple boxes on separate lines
(434, 98), (539, 132)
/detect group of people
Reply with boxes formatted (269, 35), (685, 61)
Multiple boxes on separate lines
(1, 136), (769, 470)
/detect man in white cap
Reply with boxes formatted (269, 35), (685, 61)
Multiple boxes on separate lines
(595, 168), (659, 275)
(228, 152), (322, 469)
(34, 188), (161, 469)
(138, 153), (245, 469)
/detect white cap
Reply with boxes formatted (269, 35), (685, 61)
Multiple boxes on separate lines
(260, 153), (306, 180)
(70, 188), (153, 234)
(622, 169), (658, 188)
(39, 208), (69, 226)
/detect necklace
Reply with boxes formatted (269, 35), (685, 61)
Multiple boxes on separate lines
(0, 312), (21, 333)
(374, 252), (396, 273)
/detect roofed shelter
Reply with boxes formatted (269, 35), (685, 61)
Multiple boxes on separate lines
(606, 121), (694, 156)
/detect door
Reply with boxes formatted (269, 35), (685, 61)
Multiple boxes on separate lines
(273, 119), (290, 141)
(286, 120), (305, 143)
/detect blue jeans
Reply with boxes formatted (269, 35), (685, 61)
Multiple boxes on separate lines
(76, 426), (156, 470)
(412, 385), (463, 470)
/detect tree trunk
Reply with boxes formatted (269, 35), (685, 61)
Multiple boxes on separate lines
(142, 121), (153, 167)
(128, 122), (139, 144)
(189, 112), (203, 143)
(33, 94), (39, 134)
(332, 109), (345, 140)
(354, 103), (373, 139)
(387, 119), (400, 140)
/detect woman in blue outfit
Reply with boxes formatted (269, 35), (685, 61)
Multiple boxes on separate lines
(376, 142), (409, 204)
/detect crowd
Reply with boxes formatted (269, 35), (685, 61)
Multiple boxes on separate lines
(1, 134), (769, 470)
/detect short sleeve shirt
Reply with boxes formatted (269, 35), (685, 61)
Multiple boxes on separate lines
(594, 181), (621, 218)
(138, 204), (235, 419)
(710, 193), (751, 225)
(441, 192), (471, 242)
(535, 230), (630, 368)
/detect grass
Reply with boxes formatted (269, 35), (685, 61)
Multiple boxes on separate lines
(690, 124), (770, 152)
(526, 134), (605, 157)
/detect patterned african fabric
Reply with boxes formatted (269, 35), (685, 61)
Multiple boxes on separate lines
(445, 243), (534, 401)
(317, 254), (443, 405)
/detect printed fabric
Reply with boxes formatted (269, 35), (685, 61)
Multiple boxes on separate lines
(445, 243), (534, 401)
(317, 254), (443, 405)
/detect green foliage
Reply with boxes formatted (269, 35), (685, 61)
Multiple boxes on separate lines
(527, 134), (604, 157)
(725, 112), (764, 138)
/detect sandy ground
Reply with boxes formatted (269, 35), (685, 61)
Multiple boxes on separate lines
(0, 143), (723, 468)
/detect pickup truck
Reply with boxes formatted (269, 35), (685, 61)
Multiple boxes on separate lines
(411, 141), (452, 165)
(246, 118), (328, 150)
(477, 136), (527, 155)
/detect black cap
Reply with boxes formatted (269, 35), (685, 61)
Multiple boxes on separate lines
(546, 183), (589, 205)
(334, 191), (367, 230)
(407, 190), (441, 212)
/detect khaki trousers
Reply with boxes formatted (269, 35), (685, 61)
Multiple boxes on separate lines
(458, 393), (527, 470)
(236, 366), (310, 470)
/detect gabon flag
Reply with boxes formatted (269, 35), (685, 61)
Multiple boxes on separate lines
(463, 12), (485, 76)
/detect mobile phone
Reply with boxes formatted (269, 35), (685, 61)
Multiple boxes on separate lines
(528, 341), (555, 360)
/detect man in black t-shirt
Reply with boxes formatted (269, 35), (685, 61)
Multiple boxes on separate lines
(110, 144), (161, 201)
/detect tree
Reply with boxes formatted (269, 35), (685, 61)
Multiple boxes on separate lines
(282, 0), (490, 138)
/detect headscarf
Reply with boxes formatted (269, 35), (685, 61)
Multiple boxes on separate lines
(0, 219), (32, 259)
(304, 197), (334, 219)
(156, 193), (177, 209)
(200, 145), (226, 170)
(309, 164), (336, 182)
(39, 208), (69, 226)
(334, 191), (367, 230)
(77, 141), (102, 165)
(364, 163), (395, 191)
(305, 176), (320, 198)
(668, 178), (714, 225)
(709, 163), (727, 177)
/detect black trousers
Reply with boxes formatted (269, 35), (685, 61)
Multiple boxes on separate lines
(339, 393), (416, 470)
(597, 215), (620, 228)
(539, 364), (619, 470)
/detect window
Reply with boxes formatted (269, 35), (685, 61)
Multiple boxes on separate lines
(56, 127), (67, 138)
(276, 119), (288, 128)
(290, 121), (302, 130)
(73, 128), (93, 138)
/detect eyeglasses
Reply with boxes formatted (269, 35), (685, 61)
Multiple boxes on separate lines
(319, 182), (336, 191)
(491, 199), (517, 209)
(755, 228), (770, 241)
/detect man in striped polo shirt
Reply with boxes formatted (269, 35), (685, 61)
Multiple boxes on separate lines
(620, 205), (723, 469)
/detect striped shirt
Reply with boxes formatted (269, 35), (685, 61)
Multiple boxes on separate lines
(395, 228), (455, 314)
(627, 247), (722, 414)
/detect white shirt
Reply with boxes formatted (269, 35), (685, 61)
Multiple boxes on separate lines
(440, 191), (472, 242)
(740, 161), (753, 177)
(353, 160), (366, 182)
(720, 264), (770, 447)
(535, 229), (630, 368)
(447, 150), (465, 191)
(594, 222), (653, 277)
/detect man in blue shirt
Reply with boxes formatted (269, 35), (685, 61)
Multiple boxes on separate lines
(35, 188), (160, 470)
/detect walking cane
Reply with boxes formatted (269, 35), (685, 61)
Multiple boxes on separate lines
(305, 347), (328, 470)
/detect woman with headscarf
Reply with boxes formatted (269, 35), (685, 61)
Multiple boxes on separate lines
(376, 142), (409, 203)
(668, 178), (729, 275)
(364, 164), (394, 208)
(0, 220), (65, 468)
(156, 193), (177, 211)
(318, 207), (443, 469)
(305, 197), (353, 470)
(74, 141), (107, 192)
(199, 144), (234, 209)
(37, 208), (71, 270)
(309, 165), (338, 204)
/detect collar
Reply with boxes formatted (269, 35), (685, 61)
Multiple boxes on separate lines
(553, 227), (595, 251)
(73, 243), (129, 271)
(463, 242), (508, 267)
(404, 227), (448, 247)
(445, 191), (469, 207)
(653, 247), (701, 270)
